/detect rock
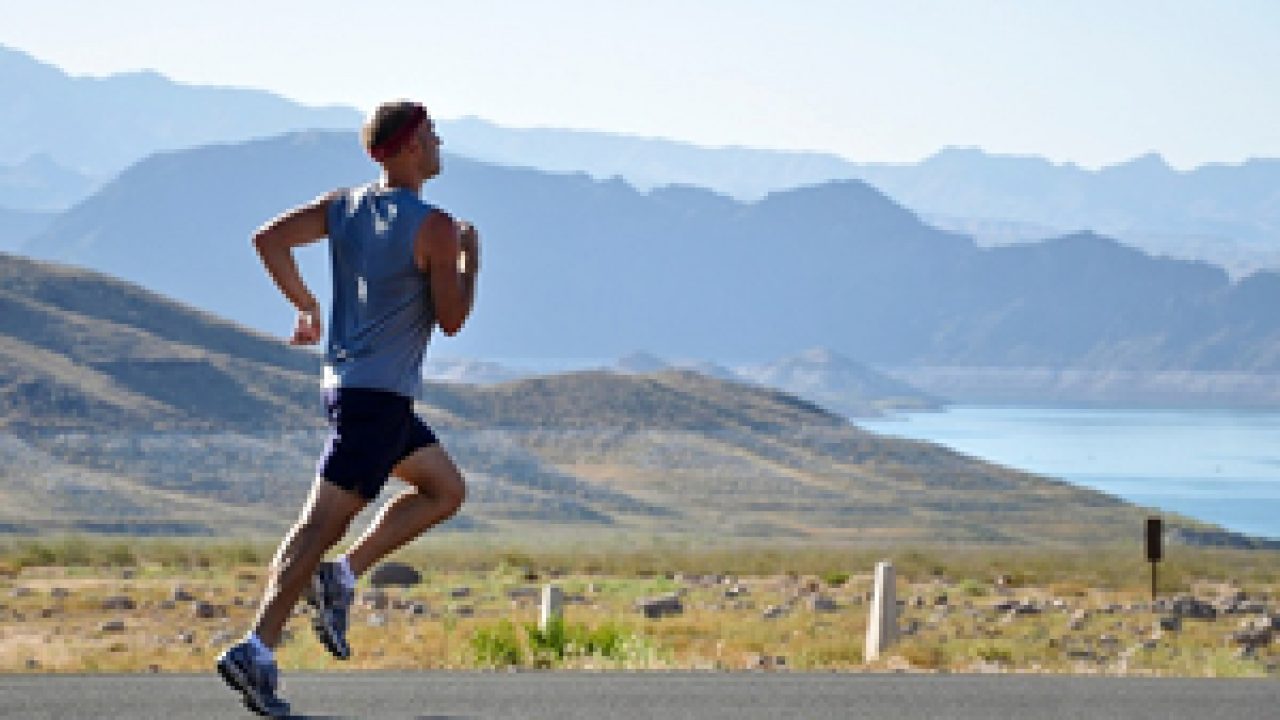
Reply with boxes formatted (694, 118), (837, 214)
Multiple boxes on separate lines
(39, 607), (57, 619)
(638, 593), (683, 619)
(101, 596), (136, 611)
(193, 601), (225, 619)
(453, 605), (475, 618)
(1068, 609), (1089, 631)
(24, 658), (39, 670)
(367, 613), (388, 627)
(121, 569), (137, 580)
(448, 587), (472, 599)
(10, 587), (33, 598)
(172, 586), (196, 602)
(933, 593), (949, 607)
(762, 604), (788, 620)
(1159, 615), (1182, 632)
(744, 653), (787, 670)
(408, 602), (429, 616)
(362, 589), (389, 610)
(368, 562), (422, 588)
(49, 588), (71, 599)
(1014, 601), (1042, 615)
(177, 631), (195, 644)
(507, 587), (539, 600)
(725, 584), (748, 599)
(208, 630), (234, 647)
(1171, 596), (1216, 620)
(100, 619), (127, 633)
(809, 595), (839, 612)
(158, 600), (176, 611)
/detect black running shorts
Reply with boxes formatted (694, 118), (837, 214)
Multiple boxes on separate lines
(316, 387), (439, 501)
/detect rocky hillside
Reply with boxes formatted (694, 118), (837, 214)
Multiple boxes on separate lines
(2, 253), (1260, 547)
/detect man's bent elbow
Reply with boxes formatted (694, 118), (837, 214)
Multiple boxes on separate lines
(438, 316), (466, 336)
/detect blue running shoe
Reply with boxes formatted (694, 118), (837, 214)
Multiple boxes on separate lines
(307, 561), (353, 660)
(215, 640), (291, 718)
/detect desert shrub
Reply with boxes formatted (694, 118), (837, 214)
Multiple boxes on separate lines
(469, 620), (523, 667)
(821, 571), (851, 587)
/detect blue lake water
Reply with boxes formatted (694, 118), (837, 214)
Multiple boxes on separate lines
(857, 406), (1280, 540)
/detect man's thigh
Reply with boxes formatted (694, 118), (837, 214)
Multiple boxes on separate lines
(390, 444), (465, 499)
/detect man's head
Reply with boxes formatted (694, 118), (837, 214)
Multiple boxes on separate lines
(362, 100), (441, 180)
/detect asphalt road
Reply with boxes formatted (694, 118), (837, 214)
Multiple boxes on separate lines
(0, 672), (1276, 719)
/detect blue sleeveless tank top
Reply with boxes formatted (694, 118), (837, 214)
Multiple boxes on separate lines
(322, 183), (437, 397)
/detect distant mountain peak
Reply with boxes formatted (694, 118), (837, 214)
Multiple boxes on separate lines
(615, 351), (670, 373)
(1106, 151), (1174, 174)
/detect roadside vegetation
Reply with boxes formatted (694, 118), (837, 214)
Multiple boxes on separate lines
(1, 536), (1276, 676)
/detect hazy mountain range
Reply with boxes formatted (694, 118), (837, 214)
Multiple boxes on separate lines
(443, 119), (1280, 276)
(0, 44), (358, 177)
(6, 250), (1259, 547)
(4, 41), (1279, 277)
(20, 131), (1280, 388)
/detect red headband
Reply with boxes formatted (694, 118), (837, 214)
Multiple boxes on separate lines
(369, 105), (427, 161)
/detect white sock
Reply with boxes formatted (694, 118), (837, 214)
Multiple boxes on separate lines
(334, 555), (357, 589)
(245, 632), (274, 662)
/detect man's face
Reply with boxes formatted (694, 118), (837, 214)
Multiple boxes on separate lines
(416, 118), (442, 178)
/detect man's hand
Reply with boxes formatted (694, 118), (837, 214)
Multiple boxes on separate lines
(290, 305), (323, 346)
(458, 220), (480, 275)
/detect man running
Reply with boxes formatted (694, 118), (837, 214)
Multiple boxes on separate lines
(217, 99), (477, 717)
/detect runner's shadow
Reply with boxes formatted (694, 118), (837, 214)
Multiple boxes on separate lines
(284, 714), (474, 719)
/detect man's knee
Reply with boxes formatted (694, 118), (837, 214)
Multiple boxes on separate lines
(440, 472), (466, 514)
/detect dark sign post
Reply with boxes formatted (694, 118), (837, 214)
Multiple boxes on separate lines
(1146, 516), (1163, 601)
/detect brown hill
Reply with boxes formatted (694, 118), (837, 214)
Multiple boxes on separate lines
(1, 252), (1260, 547)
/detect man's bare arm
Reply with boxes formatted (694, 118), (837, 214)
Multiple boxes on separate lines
(253, 193), (332, 345)
(415, 212), (479, 336)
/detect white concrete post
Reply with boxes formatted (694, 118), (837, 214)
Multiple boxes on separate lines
(864, 561), (897, 661)
(540, 584), (564, 632)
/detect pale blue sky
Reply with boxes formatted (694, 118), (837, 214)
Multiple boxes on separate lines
(1, 0), (1276, 168)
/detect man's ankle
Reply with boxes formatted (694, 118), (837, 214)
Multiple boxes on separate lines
(334, 555), (358, 589)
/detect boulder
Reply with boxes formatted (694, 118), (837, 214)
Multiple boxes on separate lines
(1171, 596), (1217, 620)
(193, 601), (225, 619)
(809, 595), (839, 612)
(362, 589), (389, 610)
(368, 562), (422, 588)
(638, 594), (683, 619)
(100, 596), (136, 611)
(99, 619), (126, 633)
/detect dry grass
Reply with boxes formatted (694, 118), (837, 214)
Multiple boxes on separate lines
(0, 538), (1277, 676)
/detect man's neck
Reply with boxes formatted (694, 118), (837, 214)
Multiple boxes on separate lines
(380, 171), (423, 193)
